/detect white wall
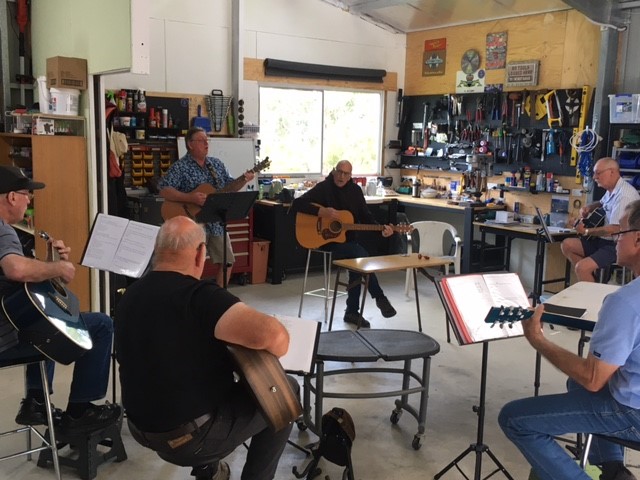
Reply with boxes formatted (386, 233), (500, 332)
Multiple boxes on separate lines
(103, 0), (406, 129)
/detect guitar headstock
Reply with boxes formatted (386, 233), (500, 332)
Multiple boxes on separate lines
(484, 305), (532, 328)
(394, 223), (414, 234)
(253, 156), (271, 174)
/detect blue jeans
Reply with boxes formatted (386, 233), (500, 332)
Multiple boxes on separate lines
(323, 241), (384, 313)
(0, 312), (114, 404)
(499, 378), (640, 480)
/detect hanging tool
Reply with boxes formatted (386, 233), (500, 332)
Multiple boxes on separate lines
(16, 0), (28, 106)
(508, 93), (522, 128)
(570, 86), (590, 168)
(544, 90), (563, 127)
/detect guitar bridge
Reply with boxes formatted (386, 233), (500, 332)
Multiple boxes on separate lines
(48, 292), (71, 316)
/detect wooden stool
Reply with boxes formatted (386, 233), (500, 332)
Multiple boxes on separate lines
(38, 418), (127, 480)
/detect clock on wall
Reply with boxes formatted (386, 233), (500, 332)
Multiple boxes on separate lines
(461, 49), (480, 75)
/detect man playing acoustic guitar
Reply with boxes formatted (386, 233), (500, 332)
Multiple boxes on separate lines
(159, 127), (255, 287)
(0, 165), (120, 433)
(293, 160), (397, 328)
(117, 216), (297, 480)
(561, 157), (639, 282)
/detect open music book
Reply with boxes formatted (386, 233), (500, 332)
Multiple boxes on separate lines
(274, 315), (321, 374)
(439, 272), (529, 345)
(81, 213), (159, 278)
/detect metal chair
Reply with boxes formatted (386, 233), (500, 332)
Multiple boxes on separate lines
(298, 249), (345, 323)
(0, 350), (61, 480)
(579, 433), (640, 472)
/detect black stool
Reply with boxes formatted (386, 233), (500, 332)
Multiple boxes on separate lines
(579, 433), (640, 471)
(38, 417), (127, 480)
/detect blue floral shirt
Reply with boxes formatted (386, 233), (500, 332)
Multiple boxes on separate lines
(158, 153), (234, 236)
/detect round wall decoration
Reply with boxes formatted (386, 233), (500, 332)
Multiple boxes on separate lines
(461, 49), (481, 74)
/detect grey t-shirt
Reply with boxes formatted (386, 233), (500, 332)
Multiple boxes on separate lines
(0, 220), (24, 296)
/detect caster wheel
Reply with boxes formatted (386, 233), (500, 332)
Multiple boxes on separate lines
(296, 419), (308, 431)
(390, 409), (402, 424)
(412, 434), (423, 450)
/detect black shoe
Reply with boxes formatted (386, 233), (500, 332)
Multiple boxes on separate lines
(344, 312), (371, 328)
(15, 397), (63, 426)
(59, 403), (122, 434)
(600, 463), (637, 480)
(192, 462), (230, 480)
(375, 296), (397, 318)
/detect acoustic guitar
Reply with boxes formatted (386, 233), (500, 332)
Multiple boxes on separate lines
(575, 206), (607, 240)
(1, 231), (93, 365)
(226, 344), (302, 432)
(484, 305), (594, 332)
(295, 210), (414, 249)
(161, 157), (271, 221)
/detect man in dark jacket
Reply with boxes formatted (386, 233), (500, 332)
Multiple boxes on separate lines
(293, 160), (396, 328)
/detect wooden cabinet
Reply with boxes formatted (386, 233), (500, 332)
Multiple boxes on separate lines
(0, 127), (90, 311)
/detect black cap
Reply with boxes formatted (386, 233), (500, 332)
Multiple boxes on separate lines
(0, 165), (45, 194)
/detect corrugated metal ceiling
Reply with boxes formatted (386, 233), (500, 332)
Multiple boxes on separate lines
(319, 0), (635, 33)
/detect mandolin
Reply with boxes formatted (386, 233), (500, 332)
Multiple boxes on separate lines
(295, 210), (413, 249)
(161, 157), (271, 221)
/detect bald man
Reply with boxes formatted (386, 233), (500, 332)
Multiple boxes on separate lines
(293, 160), (396, 328)
(561, 157), (640, 282)
(116, 216), (295, 480)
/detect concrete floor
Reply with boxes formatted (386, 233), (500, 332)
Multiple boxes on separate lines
(0, 269), (638, 480)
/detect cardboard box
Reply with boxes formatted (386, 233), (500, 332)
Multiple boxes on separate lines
(46, 56), (88, 90)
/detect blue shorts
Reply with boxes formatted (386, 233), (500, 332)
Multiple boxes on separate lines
(580, 237), (616, 268)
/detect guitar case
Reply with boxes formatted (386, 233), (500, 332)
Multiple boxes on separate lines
(293, 407), (356, 480)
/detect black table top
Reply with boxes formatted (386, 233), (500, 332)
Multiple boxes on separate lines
(317, 329), (440, 362)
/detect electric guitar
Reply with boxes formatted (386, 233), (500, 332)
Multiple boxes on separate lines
(160, 157), (271, 221)
(226, 344), (302, 432)
(1, 231), (93, 365)
(295, 210), (414, 249)
(575, 207), (607, 240)
(484, 305), (595, 332)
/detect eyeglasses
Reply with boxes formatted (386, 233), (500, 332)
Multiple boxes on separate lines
(191, 139), (209, 144)
(13, 191), (34, 200)
(593, 167), (614, 176)
(334, 169), (352, 177)
(612, 228), (640, 241)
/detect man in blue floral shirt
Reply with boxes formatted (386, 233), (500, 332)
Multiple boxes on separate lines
(159, 127), (254, 286)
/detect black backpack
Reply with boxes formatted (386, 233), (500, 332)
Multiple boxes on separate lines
(293, 407), (355, 480)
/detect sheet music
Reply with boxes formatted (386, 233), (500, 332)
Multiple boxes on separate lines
(275, 315), (321, 374)
(441, 273), (527, 344)
(81, 213), (160, 278)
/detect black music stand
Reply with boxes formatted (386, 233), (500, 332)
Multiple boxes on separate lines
(196, 191), (259, 289)
(432, 274), (515, 480)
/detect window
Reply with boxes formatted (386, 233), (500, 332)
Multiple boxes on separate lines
(259, 86), (383, 175)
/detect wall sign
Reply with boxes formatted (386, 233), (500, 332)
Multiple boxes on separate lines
(505, 60), (539, 87)
(486, 32), (507, 70)
(423, 38), (446, 76)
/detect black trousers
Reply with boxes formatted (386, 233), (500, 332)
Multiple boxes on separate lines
(128, 377), (298, 480)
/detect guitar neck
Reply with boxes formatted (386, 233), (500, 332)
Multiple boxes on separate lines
(343, 224), (405, 233)
(218, 175), (247, 194)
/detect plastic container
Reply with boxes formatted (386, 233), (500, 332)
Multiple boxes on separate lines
(50, 87), (80, 116)
(609, 94), (640, 123)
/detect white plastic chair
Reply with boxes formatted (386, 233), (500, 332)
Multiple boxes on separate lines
(404, 221), (461, 296)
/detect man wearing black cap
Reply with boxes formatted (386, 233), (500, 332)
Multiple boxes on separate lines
(0, 165), (120, 432)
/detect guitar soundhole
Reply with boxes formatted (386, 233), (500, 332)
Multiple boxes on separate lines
(51, 279), (67, 299)
(328, 221), (342, 234)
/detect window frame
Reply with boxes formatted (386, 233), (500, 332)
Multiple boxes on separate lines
(258, 84), (385, 176)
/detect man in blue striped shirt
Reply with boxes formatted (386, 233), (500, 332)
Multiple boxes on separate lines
(561, 157), (640, 282)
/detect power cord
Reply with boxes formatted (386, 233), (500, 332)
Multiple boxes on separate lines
(570, 127), (601, 181)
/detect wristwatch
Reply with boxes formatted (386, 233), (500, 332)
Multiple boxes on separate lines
(585, 229), (590, 236)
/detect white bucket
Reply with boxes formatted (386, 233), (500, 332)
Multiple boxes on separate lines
(50, 87), (80, 116)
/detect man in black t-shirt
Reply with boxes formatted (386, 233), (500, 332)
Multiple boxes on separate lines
(116, 216), (295, 480)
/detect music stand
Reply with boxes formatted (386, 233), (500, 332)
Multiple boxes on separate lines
(196, 191), (259, 289)
(432, 274), (515, 480)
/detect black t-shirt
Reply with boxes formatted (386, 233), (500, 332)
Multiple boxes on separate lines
(115, 270), (241, 432)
